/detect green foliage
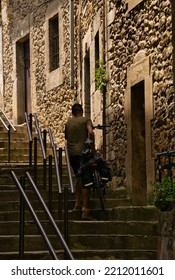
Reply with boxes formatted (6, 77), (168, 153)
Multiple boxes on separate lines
(95, 60), (107, 91)
(153, 177), (175, 211)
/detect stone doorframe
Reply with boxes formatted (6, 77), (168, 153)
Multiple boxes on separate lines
(125, 51), (155, 204)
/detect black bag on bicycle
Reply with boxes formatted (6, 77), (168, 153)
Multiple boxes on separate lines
(78, 155), (94, 188)
(94, 153), (113, 182)
(81, 165), (94, 188)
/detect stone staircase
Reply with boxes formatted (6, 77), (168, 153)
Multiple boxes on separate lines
(0, 121), (159, 260)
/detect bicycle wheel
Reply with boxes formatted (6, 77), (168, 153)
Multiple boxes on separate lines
(93, 169), (105, 210)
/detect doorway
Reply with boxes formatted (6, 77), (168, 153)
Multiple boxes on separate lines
(84, 48), (91, 118)
(16, 37), (31, 124)
(131, 80), (147, 204)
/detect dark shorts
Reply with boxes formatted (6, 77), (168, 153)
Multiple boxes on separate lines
(69, 155), (82, 176)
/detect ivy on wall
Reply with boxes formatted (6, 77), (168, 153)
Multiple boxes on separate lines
(95, 60), (107, 91)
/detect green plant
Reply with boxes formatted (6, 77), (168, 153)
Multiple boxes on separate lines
(95, 60), (107, 91)
(153, 176), (175, 211)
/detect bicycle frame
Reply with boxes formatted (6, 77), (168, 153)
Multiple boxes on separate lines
(78, 149), (106, 210)
(78, 124), (111, 210)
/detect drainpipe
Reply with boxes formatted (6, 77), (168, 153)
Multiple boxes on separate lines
(70, 0), (74, 89)
(102, 0), (107, 158)
(0, 8), (4, 109)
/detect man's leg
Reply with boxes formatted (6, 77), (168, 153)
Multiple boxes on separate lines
(74, 176), (82, 208)
(82, 187), (96, 220)
(82, 188), (91, 214)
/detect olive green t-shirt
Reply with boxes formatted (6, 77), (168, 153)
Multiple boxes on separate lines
(65, 116), (92, 156)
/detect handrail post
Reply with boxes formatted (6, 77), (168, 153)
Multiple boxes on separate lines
(29, 140), (33, 167)
(48, 128), (62, 193)
(58, 147), (63, 185)
(43, 157), (47, 189)
(29, 113), (33, 134)
(25, 112), (33, 166)
(34, 137), (38, 184)
(43, 129), (47, 154)
(64, 145), (74, 193)
(64, 185), (69, 259)
(29, 113), (33, 166)
(19, 175), (25, 260)
(43, 129), (47, 189)
(58, 148), (63, 220)
(8, 125), (11, 163)
(48, 155), (53, 213)
(34, 113), (46, 160)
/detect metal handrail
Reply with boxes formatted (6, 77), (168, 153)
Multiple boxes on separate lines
(24, 112), (32, 142)
(64, 145), (74, 193)
(24, 112), (33, 166)
(26, 171), (74, 260)
(11, 171), (58, 260)
(48, 128), (62, 193)
(0, 108), (16, 132)
(0, 117), (9, 130)
(156, 150), (175, 182)
(0, 108), (17, 162)
(157, 150), (175, 157)
(34, 113), (47, 160)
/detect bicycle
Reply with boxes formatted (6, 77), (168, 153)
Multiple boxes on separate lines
(78, 124), (112, 211)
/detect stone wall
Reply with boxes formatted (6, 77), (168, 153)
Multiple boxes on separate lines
(106, 0), (174, 184)
(1, 0), (77, 145)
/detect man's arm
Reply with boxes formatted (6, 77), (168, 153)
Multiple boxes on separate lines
(87, 123), (95, 151)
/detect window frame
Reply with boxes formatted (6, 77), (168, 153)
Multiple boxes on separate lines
(45, 1), (64, 91)
(49, 14), (59, 72)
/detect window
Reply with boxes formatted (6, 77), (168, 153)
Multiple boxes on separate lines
(95, 31), (100, 67)
(49, 14), (59, 71)
(95, 31), (100, 90)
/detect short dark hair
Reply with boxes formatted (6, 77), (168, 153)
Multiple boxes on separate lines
(72, 103), (83, 115)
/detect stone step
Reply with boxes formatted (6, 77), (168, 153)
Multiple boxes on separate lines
(0, 205), (158, 221)
(0, 199), (131, 216)
(0, 233), (158, 252)
(71, 248), (157, 260)
(0, 220), (158, 235)
(0, 222), (158, 260)
(0, 154), (46, 163)
(0, 186), (128, 200)
(0, 248), (157, 260)
(0, 143), (53, 153)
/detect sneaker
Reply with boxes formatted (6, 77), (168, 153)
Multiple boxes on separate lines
(82, 213), (96, 221)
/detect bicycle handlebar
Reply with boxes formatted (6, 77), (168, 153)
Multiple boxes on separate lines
(157, 151), (175, 156)
(93, 124), (110, 130)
